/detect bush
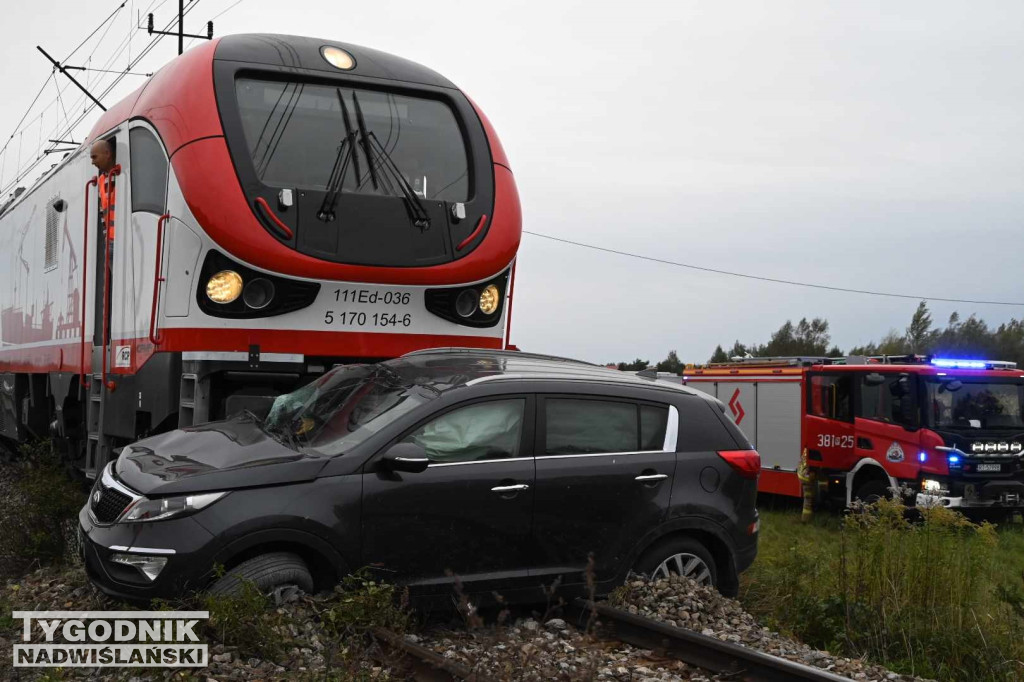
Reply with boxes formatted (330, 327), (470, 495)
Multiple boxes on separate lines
(319, 571), (411, 637)
(0, 441), (86, 577)
(202, 580), (287, 661)
(740, 504), (1024, 682)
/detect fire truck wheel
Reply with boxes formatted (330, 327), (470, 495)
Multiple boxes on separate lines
(853, 480), (892, 505)
(635, 536), (717, 588)
(207, 552), (314, 600)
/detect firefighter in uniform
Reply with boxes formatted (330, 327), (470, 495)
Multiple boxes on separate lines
(797, 447), (817, 522)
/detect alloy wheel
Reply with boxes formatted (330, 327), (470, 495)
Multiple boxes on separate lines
(651, 552), (713, 586)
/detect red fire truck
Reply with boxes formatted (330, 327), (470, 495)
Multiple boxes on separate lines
(0, 34), (521, 476)
(683, 356), (1024, 515)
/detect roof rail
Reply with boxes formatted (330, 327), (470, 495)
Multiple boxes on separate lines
(691, 356), (843, 370)
(399, 347), (600, 367)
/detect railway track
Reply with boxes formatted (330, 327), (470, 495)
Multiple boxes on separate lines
(566, 598), (855, 682)
(370, 599), (856, 682)
(370, 626), (496, 682)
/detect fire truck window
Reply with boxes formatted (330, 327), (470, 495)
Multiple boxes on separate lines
(545, 399), (638, 455)
(808, 375), (852, 421)
(858, 375), (916, 427)
(129, 127), (168, 214)
(640, 405), (669, 451)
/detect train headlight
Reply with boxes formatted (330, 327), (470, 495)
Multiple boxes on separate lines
(320, 46), (355, 70)
(455, 289), (478, 318)
(242, 278), (275, 310)
(478, 285), (500, 315)
(206, 270), (243, 304)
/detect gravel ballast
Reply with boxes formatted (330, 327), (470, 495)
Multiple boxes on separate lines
(609, 575), (936, 682)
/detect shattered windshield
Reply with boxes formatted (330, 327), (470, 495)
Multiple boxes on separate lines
(925, 380), (1024, 430)
(264, 364), (432, 455)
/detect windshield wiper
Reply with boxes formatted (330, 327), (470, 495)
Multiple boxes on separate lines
(317, 91), (364, 222)
(352, 92), (432, 231)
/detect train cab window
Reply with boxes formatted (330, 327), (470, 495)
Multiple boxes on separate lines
(129, 127), (168, 214)
(857, 373), (918, 428)
(234, 78), (469, 202)
(807, 374), (852, 421)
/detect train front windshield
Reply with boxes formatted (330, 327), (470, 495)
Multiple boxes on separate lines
(235, 78), (469, 202)
(925, 379), (1024, 430)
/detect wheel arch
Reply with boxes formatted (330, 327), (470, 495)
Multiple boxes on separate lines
(630, 517), (740, 597)
(846, 458), (898, 506)
(211, 528), (350, 592)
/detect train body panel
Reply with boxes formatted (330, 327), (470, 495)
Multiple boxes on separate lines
(0, 34), (521, 473)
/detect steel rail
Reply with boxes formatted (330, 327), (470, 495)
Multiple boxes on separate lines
(567, 599), (855, 682)
(370, 627), (496, 682)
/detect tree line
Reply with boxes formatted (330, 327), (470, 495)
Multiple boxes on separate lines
(612, 302), (1024, 371)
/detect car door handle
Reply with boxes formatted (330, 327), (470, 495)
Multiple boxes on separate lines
(635, 474), (669, 482)
(491, 484), (530, 492)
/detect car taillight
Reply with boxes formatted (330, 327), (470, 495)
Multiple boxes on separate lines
(717, 449), (761, 480)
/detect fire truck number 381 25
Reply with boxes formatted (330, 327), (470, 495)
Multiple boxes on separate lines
(818, 434), (854, 449)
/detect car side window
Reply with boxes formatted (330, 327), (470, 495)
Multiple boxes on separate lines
(640, 404), (669, 450)
(401, 399), (525, 463)
(544, 398), (639, 455)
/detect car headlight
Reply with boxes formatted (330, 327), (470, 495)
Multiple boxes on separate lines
(122, 491), (228, 523)
(206, 270), (243, 303)
(922, 479), (944, 493)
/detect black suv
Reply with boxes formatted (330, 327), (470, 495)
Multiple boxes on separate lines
(79, 349), (759, 602)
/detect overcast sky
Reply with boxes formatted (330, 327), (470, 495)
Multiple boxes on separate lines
(3, 1), (1022, 364)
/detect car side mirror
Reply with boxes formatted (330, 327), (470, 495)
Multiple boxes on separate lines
(942, 380), (963, 392)
(865, 373), (886, 386)
(380, 442), (430, 473)
(890, 374), (910, 397)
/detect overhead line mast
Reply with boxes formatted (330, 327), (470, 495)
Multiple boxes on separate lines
(147, 0), (214, 55)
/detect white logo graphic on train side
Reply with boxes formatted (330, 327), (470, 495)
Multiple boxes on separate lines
(114, 346), (131, 368)
(885, 442), (905, 463)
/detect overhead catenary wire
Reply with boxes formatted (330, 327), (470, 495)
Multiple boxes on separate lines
(1, 0), (201, 196)
(523, 230), (1024, 307)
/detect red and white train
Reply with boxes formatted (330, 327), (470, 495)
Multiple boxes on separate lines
(0, 34), (521, 475)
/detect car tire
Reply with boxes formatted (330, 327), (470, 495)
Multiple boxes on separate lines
(635, 536), (717, 589)
(853, 480), (892, 505)
(207, 552), (314, 598)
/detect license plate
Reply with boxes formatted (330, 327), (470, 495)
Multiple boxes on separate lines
(976, 463), (1001, 472)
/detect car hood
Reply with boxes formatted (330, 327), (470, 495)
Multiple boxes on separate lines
(114, 415), (328, 496)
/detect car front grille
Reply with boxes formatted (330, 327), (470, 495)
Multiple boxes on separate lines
(91, 484), (133, 524)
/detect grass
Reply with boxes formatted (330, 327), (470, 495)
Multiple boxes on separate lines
(740, 501), (1024, 682)
(0, 440), (86, 578)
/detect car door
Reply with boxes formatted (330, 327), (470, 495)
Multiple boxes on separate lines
(854, 371), (922, 482)
(531, 395), (675, 585)
(360, 395), (536, 592)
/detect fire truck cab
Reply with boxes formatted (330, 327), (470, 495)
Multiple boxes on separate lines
(684, 356), (1024, 516)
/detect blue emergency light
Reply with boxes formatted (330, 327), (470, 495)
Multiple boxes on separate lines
(948, 455), (961, 465)
(931, 358), (987, 369)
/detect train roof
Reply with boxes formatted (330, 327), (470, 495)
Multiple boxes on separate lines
(214, 34), (457, 89)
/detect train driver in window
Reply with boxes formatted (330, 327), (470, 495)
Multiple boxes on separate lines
(90, 138), (117, 241)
